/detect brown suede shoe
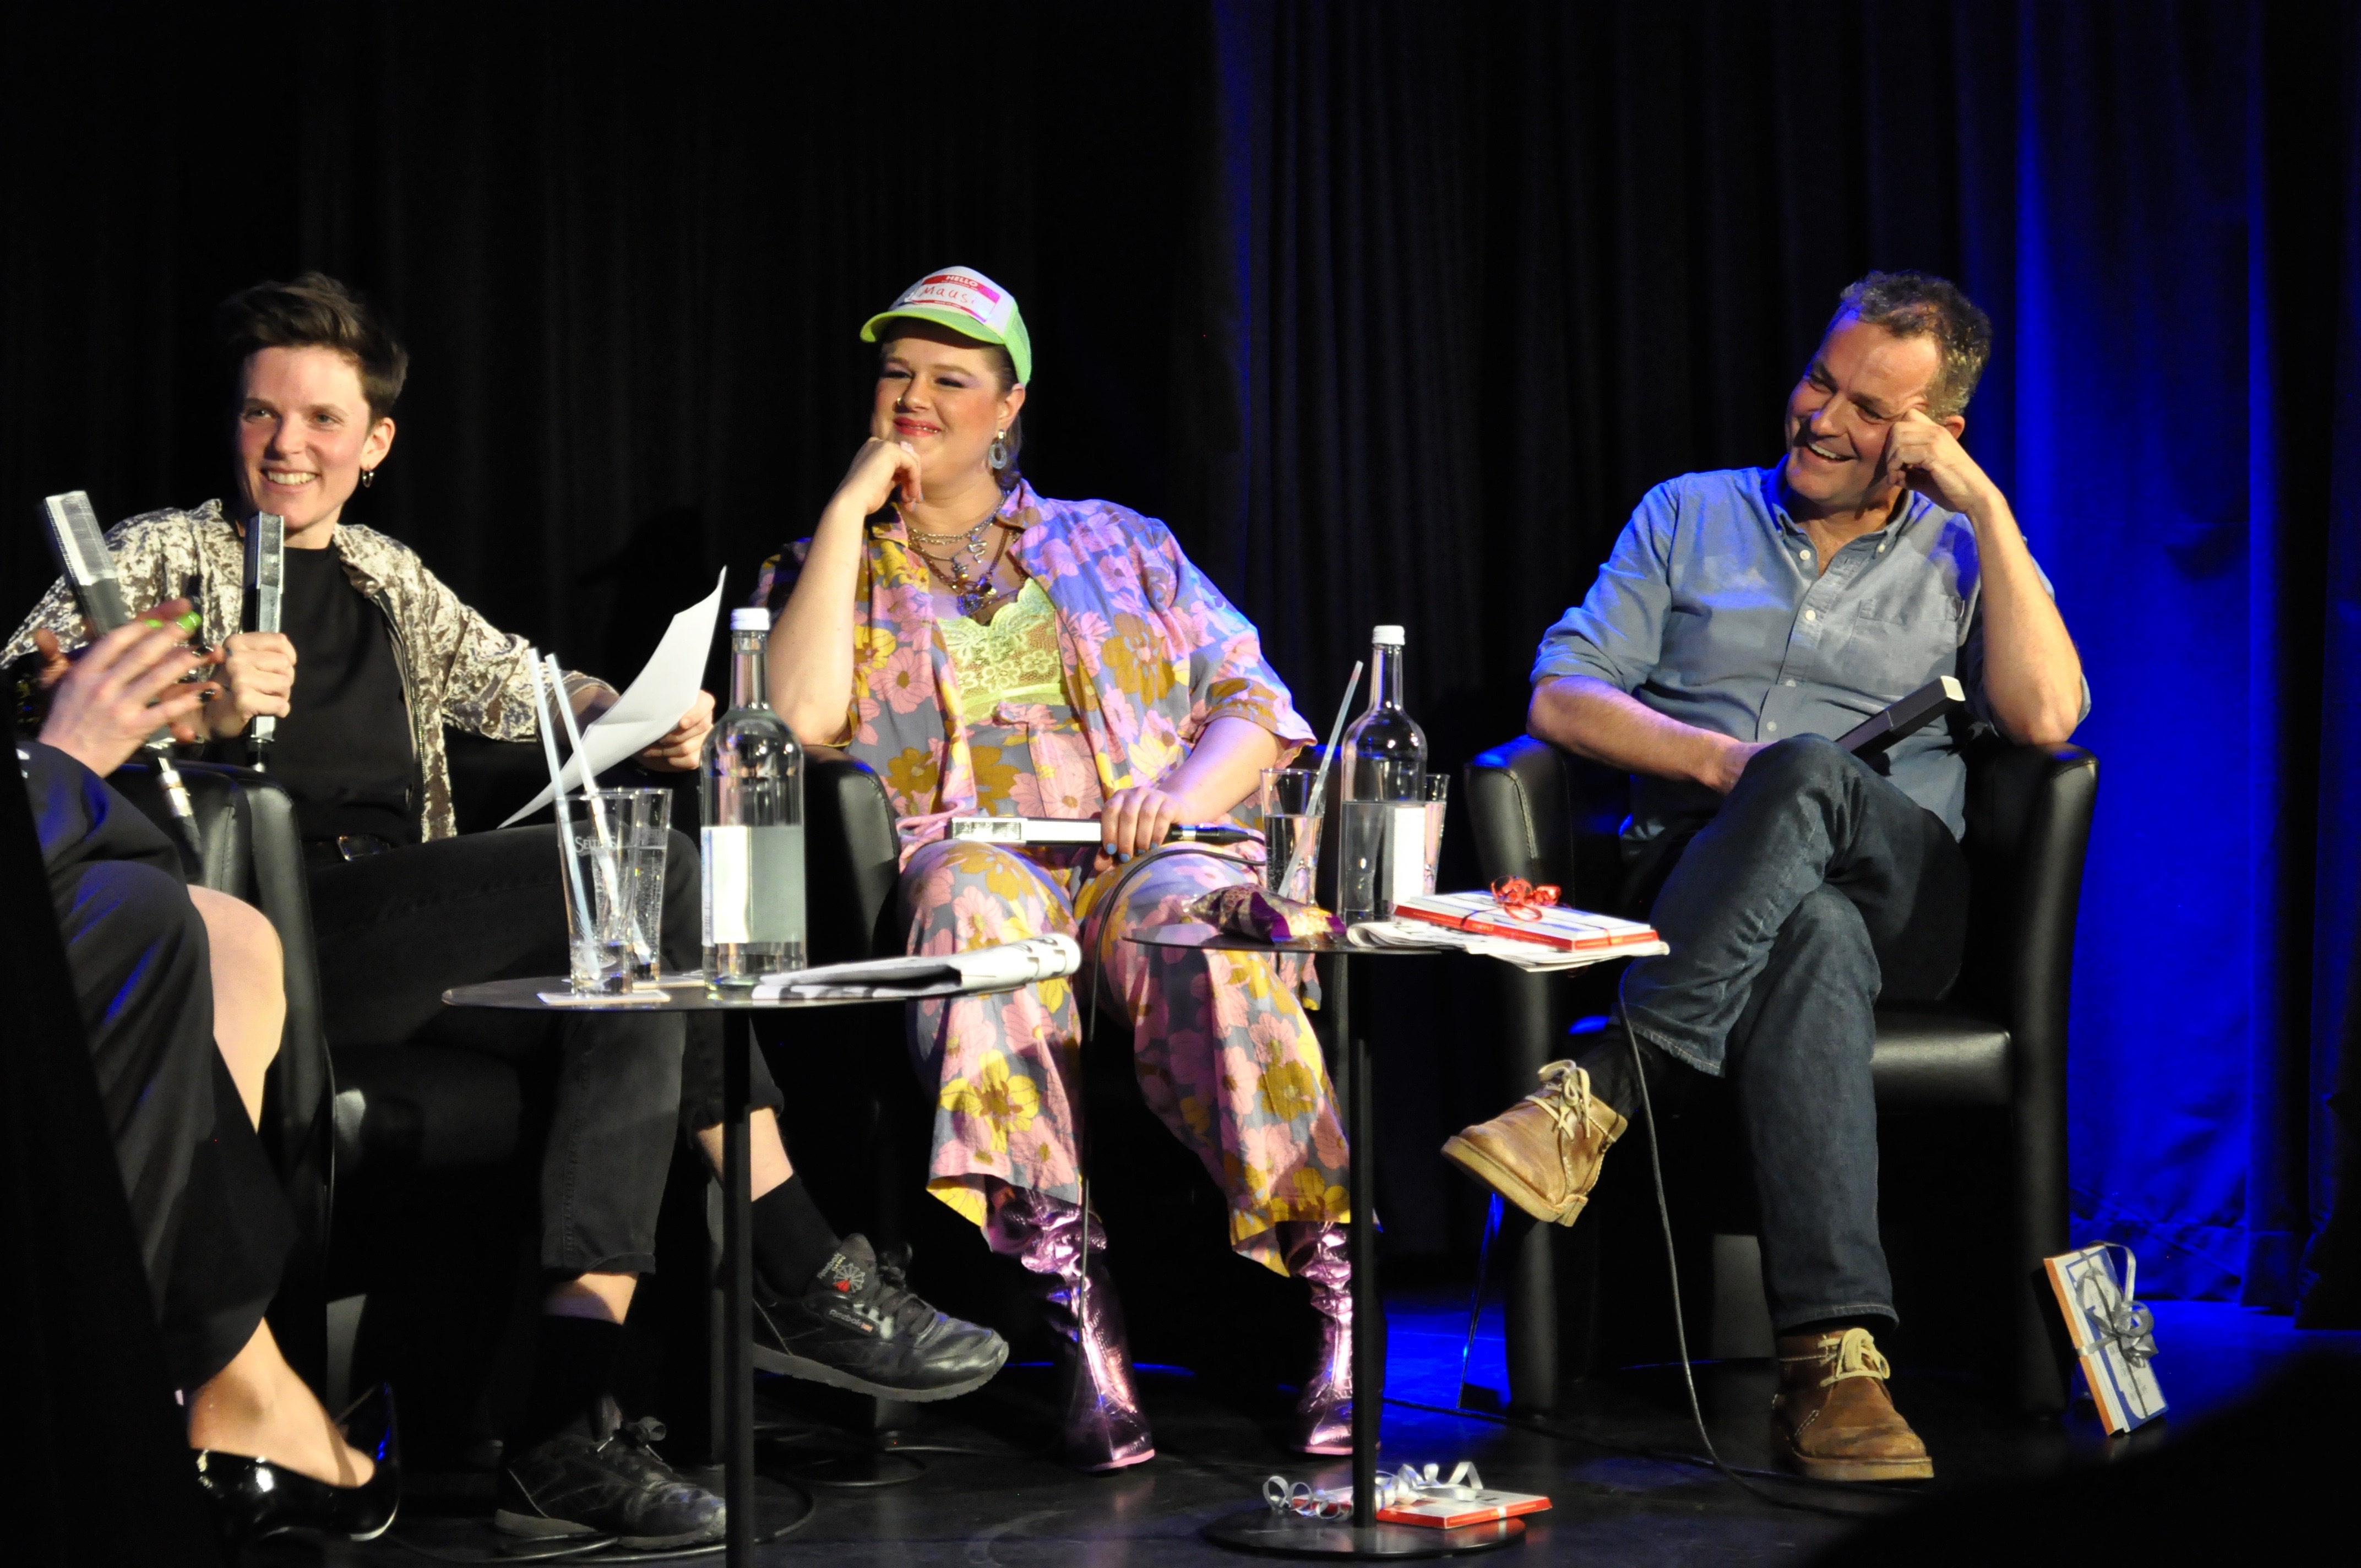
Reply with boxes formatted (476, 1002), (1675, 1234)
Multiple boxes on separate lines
(1440, 1060), (1626, 1226)
(1771, 1327), (1935, 1482)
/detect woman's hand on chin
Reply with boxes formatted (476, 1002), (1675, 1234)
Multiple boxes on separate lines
(829, 438), (923, 518)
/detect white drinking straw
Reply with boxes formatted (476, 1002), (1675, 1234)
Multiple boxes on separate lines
(529, 650), (600, 974)
(1281, 659), (1363, 901)
(546, 654), (654, 969)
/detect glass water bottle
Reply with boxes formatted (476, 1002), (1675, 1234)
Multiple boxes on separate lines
(1337, 624), (1428, 923)
(701, 607), (806, 983)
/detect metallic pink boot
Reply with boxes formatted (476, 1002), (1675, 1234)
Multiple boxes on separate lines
(1279, 1222), (1353, 1455)
(984, 1188), (1155, 1472)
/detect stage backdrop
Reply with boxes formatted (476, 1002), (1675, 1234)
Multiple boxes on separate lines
(2, 1), (2353, 1308)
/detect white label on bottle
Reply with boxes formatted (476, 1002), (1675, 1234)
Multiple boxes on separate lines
(703, 825), (751, 945)
(749, 825), (806, 943)
(1386, 803), (1427, 909)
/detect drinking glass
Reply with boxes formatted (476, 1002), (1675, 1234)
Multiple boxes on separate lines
(1419, 773), (1449, 896)
(558, 788), (671, 991)
(1259, 767), (1325, 904)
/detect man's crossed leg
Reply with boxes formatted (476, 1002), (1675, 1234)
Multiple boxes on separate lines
(1446, 737), (1966, 1480)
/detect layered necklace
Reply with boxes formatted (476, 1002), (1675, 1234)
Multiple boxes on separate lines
(908, 503), (1013, 620)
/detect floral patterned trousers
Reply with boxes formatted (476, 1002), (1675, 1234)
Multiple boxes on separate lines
(901, 839), (1351, 1275)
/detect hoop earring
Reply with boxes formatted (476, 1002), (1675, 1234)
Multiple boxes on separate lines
(988, 431), (1009, 471)
(361, 467), (377, 489)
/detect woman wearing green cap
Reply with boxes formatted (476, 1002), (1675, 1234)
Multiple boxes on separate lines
(759, 267), (1355, 1469)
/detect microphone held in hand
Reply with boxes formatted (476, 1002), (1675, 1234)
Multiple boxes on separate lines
(945, 816), (1255, 847)
(1835, 676), (1965, 759)
(40, 489), (204, 870)
(242, 512), (285, 764)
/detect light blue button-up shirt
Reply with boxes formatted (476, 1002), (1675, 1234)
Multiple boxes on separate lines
(1532, 466), (2079, 844)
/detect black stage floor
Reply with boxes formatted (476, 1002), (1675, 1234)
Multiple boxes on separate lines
(257, 1292), (2358, 1566)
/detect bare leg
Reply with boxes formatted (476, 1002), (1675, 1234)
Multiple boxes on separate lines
(546, 1271), (638, 1322)
(187, 886), (284, 1130)
(693, 1107), (794, 1202)
(188, 1318), (374, 1485)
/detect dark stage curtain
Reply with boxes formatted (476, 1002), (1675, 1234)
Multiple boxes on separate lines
(3, 1), (2357, 1311)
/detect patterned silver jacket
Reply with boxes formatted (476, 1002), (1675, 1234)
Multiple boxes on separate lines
(4, 499), (592, 841)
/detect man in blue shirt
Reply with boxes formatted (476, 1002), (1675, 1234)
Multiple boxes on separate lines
(1443, 273), (2084, 1482)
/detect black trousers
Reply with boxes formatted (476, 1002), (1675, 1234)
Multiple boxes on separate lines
(306, 826), (783, 1277)
(35, 743), (295, 1390)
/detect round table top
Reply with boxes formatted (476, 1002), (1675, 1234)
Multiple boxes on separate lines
(1126, 924), (1433, 957)
(442, 975), (976, 1013)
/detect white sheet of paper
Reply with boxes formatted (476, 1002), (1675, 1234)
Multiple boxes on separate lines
(500, 568), (728, 827)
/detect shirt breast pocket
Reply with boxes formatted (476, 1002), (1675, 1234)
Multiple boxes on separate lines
(1844, 596), (1962, 699)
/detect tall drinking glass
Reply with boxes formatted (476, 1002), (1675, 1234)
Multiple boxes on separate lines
(559, 788), (671, 992)
(1260, 767), (1325, 904)
(1418, 774), (1449, 897)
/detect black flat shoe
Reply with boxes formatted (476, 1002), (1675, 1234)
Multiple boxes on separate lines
(194, 1383), (402, 1547)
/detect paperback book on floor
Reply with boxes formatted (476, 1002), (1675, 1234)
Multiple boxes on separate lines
(1372, 1464), (1551, 1529)
(2044, 1242), (2166, 1434)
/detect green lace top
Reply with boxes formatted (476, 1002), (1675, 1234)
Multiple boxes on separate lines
(937, 576), (1070, 714)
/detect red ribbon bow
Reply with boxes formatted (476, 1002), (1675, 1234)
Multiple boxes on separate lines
(1489, 876), (1562, 921)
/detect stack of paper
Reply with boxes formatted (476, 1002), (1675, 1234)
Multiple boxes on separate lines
(754, 934), (1081, 1000)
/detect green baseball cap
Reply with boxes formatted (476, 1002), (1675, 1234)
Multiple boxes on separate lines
(859, 266), (1032, 385)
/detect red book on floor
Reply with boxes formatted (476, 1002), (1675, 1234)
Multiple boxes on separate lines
(1374, 1489), (1552, 1529)
(1393, 892), (1658, 952)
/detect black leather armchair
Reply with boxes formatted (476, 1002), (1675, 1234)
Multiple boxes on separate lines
(1462, 734), (2097, 1413)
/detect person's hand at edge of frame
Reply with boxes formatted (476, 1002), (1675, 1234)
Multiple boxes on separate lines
(34, 601), (211, 776)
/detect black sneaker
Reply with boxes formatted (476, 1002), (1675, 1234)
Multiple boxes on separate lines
(752, 1234), (1010, 1401)
(494, 1406), (723, 1550)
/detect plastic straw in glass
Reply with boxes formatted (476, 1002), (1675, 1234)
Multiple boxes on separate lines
(529, 650), (600, 976)
(1280, 659), (1363, 902)
(545, 655), (652, 968)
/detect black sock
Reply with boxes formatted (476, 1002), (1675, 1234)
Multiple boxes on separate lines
(1574, 1022), (1685, 1117)
(753, 1174), (842, 1293)
(519, 1315), (626, 1447)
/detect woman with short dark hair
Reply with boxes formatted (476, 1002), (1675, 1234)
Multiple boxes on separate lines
(7, 271), (1003, 1548)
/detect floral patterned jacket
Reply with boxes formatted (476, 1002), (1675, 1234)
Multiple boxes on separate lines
(4, 499), (590, 841)
(757, 480), (1314, 863)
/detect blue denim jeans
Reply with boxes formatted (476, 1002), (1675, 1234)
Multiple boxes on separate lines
(1614, 737), (1968, 1331)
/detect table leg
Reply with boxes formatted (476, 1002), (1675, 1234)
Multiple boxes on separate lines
(1198, 946), (1522, 1560)
(1342, 954), (1381, 1521)
(722, 1010), (754, 1567)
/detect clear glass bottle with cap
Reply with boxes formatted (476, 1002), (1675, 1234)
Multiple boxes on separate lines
(701, 607), (806, 984)
(1337, 624), (1428, 923)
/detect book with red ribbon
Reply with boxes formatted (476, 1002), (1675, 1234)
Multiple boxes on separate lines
(1392, 882), (1660, 953)
(1368, 1462), (1552, 1529)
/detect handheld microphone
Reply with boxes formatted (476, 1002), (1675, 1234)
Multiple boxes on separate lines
(42, 490), (132, 634)
(1835, 675), (1966, 758)
(242, 512), (284, 766)
(41, 491), (205, 868)
(947, 816), (1256, 847)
